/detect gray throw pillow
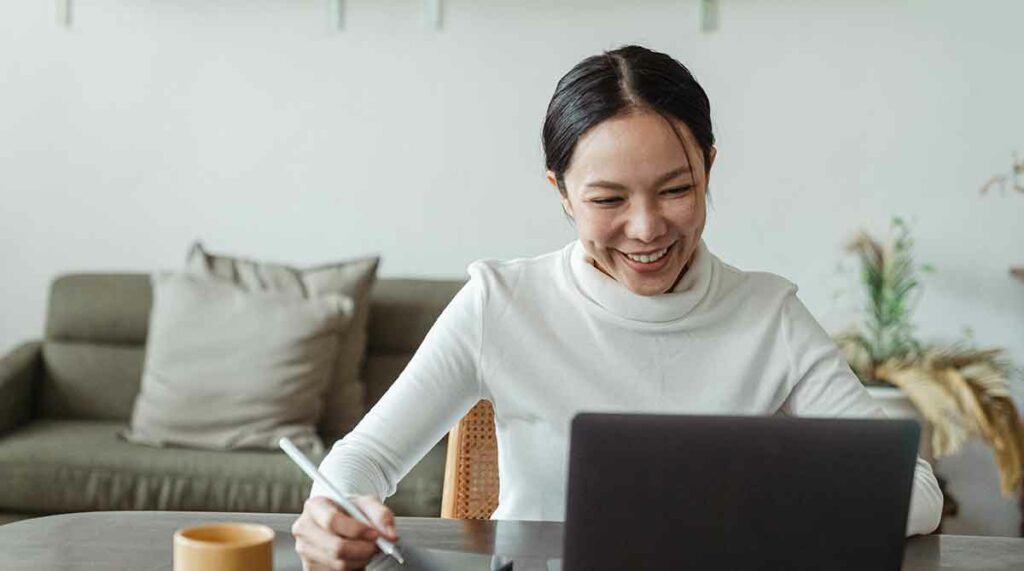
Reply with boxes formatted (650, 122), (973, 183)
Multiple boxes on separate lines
(123, 273), (353, 452)
(185, 243), (380, 444)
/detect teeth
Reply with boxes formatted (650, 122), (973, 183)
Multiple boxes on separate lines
(625, 246), (669, 264)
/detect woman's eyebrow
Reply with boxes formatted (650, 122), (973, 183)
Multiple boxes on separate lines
(584, 165), (692, 190)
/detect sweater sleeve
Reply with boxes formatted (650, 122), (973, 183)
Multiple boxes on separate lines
(309, 273), (486, 503)
(777, 291), (943, 537)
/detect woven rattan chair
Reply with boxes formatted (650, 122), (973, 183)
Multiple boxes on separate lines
(440, 400), (500, 519)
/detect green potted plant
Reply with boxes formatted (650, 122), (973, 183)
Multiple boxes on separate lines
(835, 218), (1024, 497)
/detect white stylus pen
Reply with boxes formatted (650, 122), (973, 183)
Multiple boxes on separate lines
(279, 437), (406, 565)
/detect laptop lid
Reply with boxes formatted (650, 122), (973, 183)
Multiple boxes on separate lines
(562, 414), (920, 571)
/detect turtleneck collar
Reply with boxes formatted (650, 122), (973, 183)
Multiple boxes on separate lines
(566, 239), (716, 324)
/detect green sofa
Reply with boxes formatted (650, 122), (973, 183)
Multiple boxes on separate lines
(0, 273), (463, 526)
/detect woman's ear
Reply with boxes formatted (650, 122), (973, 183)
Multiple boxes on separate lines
(548, 170), (575, 220)
(704, 147), (718, 189)
(545, 170), (560, 191)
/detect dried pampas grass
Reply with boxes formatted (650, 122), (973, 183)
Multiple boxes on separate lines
(836, 219), (1024, 496)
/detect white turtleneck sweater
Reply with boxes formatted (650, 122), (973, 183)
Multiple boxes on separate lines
(313, 241), (943, 536)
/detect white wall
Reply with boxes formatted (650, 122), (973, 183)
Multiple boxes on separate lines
(7, 1), (1020, 366)
(3, 0), (1022, 365)
(3, 0), (1022, 359)
(1, 0), (1023, 534)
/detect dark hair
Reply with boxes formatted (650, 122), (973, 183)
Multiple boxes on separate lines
(542, 45), (714, 195)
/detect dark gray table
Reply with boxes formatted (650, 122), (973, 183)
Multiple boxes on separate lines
(1, 511), (1023, 570)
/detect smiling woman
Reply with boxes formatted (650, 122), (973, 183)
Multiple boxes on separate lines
(552, 112), (711, 295)
(542, 46), (717, 296)
(291, 45), (944, 570)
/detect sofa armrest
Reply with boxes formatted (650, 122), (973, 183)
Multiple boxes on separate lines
(0, 341), (42, 437)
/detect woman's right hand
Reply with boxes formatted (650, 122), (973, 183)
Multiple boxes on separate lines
(292, 495), (399, 570)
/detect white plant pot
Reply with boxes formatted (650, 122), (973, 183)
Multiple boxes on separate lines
(866, 385), (935, 464)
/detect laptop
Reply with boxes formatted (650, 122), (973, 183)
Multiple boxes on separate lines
(561, 414), (920, 571)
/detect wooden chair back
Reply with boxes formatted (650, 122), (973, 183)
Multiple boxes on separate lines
(440, 400), (499, 519)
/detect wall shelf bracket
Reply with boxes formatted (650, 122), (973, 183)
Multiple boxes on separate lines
(56, 0), (71, 28)
(701, 0), (719, 32)
(424, 0), (442, 30)
(329, 0), (345, 31)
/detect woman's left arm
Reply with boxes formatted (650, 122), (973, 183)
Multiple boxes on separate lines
(777, 291), (943, 536)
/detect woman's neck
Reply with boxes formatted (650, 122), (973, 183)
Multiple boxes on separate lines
(585, 257), (692, 294)
(569, 240), (715, 325)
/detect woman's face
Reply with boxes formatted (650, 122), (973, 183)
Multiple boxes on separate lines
(550, 110), (715, 296)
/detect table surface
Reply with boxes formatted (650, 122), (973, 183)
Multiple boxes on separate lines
(2, 511), (1024, 570)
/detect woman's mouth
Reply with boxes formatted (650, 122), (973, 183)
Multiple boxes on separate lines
(617, 242), (675, 273)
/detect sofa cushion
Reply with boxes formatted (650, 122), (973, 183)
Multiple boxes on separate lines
(367, 280), (465, 353)
(39, 342), (144, 421)
(0, 420), (316, 514)
(362, 353), (413, 410)
(39, 275), (151, 421)
(124, 273), (351, 453)
(45, 274), (152, 345)
(0, 420), (446, 517)
(380, 435), (447, 517)
(188, 244), (379, 445)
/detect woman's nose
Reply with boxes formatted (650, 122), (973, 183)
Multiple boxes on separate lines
(625, 204), (667, 243)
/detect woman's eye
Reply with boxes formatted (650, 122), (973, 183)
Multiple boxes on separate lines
(591, 197), (623, 205)
(662, 185), (693, 196)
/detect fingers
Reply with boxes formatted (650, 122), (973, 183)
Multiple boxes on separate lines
(295, 538), (344, 571)
(296, 520), (379, 567)
(294, 496), (383, 570)
(306, 496), (379, 540)
(353, 495), (398, 541)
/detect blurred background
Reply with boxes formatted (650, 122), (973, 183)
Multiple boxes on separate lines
(1, 0), (1022, 535)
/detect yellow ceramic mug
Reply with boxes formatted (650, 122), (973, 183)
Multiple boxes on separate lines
(173, 522), (274, 571)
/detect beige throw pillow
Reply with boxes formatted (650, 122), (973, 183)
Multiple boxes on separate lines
(123, 273), (352, 452)
(185, 243), (380, 444)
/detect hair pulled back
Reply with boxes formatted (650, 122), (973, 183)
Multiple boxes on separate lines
(542, 45), (714, 195)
